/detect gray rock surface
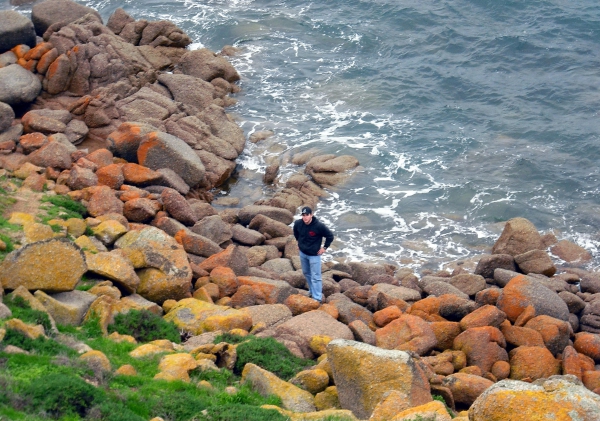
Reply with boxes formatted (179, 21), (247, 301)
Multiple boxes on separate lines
(0, 64), (42, 105)
(138, 131), (206, 188)
(31, 0), (102, 36)
(0, 10), (36, 52)
(0, 102), (15, 132)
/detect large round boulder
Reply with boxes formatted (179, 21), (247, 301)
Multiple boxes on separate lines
(0, 64), (42, 105)
(469, 376), (600, 420)
(0, 238), (86, 292)
(31, 0), (102, 36)
(496, 274), (570, 322)
(0, 10), (36, 52)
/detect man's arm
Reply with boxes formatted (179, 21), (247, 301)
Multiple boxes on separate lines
(322, 223), (334, 249)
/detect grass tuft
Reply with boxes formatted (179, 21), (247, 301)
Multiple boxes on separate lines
(108, 309), (181, 344)
(40, 194), (87, 221)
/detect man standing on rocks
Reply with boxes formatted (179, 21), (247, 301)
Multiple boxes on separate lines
(293, 206), (334, 303)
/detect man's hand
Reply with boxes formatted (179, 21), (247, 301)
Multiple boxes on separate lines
(317, 247), (326, 255)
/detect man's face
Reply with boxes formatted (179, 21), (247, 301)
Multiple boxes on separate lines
(301, 212), (312, 224)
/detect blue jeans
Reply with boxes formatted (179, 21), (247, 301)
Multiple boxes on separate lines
(299, 250), (322, 301)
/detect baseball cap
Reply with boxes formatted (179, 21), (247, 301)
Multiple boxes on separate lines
(301, 206), (312, 215)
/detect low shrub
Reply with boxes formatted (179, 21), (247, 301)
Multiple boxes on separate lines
(23, 372), (104, 418)
(40, 194), (87, 220)
(233, 336), (313, 380)
(214, 332), (248, 344)
(2, 329), (74, 357)
(108, 309), (181, 344)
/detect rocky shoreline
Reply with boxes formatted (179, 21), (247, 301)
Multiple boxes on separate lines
(2, 1), (600, 420)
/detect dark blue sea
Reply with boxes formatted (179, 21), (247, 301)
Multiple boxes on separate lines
(6, 0), (600, 271)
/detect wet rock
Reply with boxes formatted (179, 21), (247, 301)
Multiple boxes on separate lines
(0, 238), (86, 292)
(178, 48), (240, 83)
(305, 154), (360, 187)
(0, 64), (42, 105)
(491, 217), (545, 256)
(551, 239), (592, 264)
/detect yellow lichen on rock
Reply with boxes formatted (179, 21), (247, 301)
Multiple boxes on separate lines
(164, 298), (252, 335)
(4, 318), (46, 339)
(115, 364), (138, 376)
(390, 400), (452, 421)
(154, 353), (198, 382)
(262, 404), (358, 421)
(469, 376), (600, 420)
(309, 335), (333, 356)
(0, 238), (86, 292)
(79, 350), (112, 373)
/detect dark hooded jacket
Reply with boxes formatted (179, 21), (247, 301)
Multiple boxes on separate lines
(293, 216), (334, 256)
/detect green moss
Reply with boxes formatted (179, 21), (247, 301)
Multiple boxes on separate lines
(2, 329), (75, 357)
(40, 194), (87, 221)
(232, 336), (313, 381)
(3, 296), (53, 333)
(108, 309), (181, 344)
(23, 372), (104, 418)
(214, 332), (248, 344)
(79, 311), (105, 339)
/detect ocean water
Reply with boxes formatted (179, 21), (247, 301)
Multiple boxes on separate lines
(6, 0), (600, 271)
